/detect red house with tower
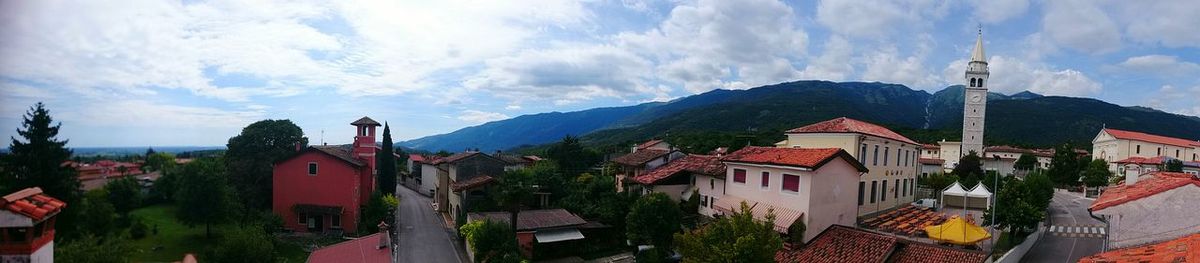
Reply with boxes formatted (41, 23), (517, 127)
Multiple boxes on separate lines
(273, 117), (381, 234)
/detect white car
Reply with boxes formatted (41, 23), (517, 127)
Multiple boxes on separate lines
(913, 198), (937, 209)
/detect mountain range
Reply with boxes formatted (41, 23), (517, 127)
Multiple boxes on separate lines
(400, 80), (1200, 153)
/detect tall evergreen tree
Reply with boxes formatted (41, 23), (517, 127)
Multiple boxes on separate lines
(377, 123), (396, 195)
(1, 103), (82, 237)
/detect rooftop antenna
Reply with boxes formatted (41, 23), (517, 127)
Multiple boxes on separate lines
(321, 129), (325, 145)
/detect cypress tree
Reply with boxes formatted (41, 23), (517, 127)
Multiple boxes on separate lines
(377, 123), (397, 195)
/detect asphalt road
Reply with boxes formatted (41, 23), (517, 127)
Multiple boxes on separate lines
(1022, 190), (1105, 263)
(395, 184), (468, 263)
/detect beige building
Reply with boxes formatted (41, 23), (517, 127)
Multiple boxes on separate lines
(777, 117), (921, 216)
(1092, 128), (1200, 173)
(712, 146), (868, 242)
(1090, 171), (1200, 249)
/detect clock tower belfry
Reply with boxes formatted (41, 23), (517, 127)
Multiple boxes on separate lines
(962, 28), (989, 156)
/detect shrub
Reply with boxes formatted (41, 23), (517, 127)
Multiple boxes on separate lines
(129, 216), (148, 239)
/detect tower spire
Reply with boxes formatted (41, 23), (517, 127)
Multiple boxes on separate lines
(971, 27), (986, 62)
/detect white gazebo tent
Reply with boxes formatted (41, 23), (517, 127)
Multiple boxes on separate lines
(939, 181), (968, 210)
(965, 183), (993, 209)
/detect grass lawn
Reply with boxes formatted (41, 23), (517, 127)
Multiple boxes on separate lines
(128, 204), (311, 262)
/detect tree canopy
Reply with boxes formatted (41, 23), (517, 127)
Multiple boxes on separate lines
(626, 192), (682, 250)
(105, 176), (143, 217)
(144, 152), (177, 173)
(460, 220), (523, 263)
(675, 201), (783, 262)
(175, 158), (237, 238)
(983, 175), (1051, 241)
(1014, 154), (1038, 172)
(1, 102), (83, 239)
(224, 119), (307, 210)
(951, 151), (985, 184)
(546, 135), (601, 177)
(1082, 159), (1112, 188)
(1163, 159), (1184, 173)
(1047, 143), (1082, 186)
(378, 123), (397, 196)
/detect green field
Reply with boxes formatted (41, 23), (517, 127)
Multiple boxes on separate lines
(127, 205), (312, 262)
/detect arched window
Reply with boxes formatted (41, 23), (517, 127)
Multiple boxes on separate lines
(969, 78), (976, 87)
(977, 78), (984, 87)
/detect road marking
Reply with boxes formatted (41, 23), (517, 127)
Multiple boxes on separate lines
(1099, 228), (1105, 235)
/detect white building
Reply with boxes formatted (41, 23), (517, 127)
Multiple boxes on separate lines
(1092, 128), (1200, 173)
(962, 29), (990, 157)
(1090, 171), (1200, 248)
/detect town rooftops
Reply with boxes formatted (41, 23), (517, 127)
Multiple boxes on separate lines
(636, 139), (665, 150)
(309, 145), (366, 166)
(984, 145), (1030, 154)
(918, 158), (945, 165)
(451, 175), (495, 192)
(307, 232), (391, 263)
(408, 154), (426, 163)
(439, 151), (504, 164)
(1, 187), (66, 224)
(721, 146), (868, 172)
(612, 148), (670, 166)
(775, 225), (987, 263)
(1103, 128), (1200, 148)
(1113, 156), (1171, 165)
(633, 154), (726, 185)
(350, 116), (382, 126)
(1079, 232), (1199, 263)
(921, 144), (940, 149)
(786, 117), (919, 145)
(492, 153), (537, 165)
(1090, 172), (1200, 211)
(467, 209), (587, 231)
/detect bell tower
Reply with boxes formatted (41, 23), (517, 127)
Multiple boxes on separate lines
(962, 28), (989, 156)
(352, 116), (382, 197)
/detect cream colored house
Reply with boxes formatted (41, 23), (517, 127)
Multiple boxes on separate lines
(937, 140), (963, 170)
(712, 146), (868, 242)
(776, 117), (921, 216)
(1092, 128), (1200, 173)
(1090, 171), (1200, 248)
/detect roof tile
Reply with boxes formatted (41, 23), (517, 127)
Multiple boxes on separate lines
(467, 209), (587, 231)
(612, 149), (670, 166)
(0, 187), (66, 222)
(786, 117), (918, 145)
(633, 155), (725, 185)
(721, 147), (866, 172)
(775, 225), (987, 263)
(1079, 232), (1200, 263)
(1104, 128), (1200, 148)
(1090, 172), (1200, 211)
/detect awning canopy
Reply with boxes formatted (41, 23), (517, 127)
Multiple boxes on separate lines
(966, 184), (992, 198)
(713, 195), (803, 233)
(942, 181), (967, 195)
(924, 216), (991, 245)
(940, 181), (991, 209)
(534, 228), (585, 243)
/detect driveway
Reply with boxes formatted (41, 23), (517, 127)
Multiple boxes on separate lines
(1022, 189), (1105, 262)
(395, 184), (468, 263)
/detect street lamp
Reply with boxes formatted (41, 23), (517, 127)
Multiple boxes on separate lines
(990, 154), (1000, 252)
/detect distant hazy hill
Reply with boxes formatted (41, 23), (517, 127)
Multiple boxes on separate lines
(400, 80), (1200, 152)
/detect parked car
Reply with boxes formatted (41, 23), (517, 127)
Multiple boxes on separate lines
(913, 198), (937, 209)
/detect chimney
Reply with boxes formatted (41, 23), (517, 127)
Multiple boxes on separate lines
(295, 142), (302, 152)
(1125, 170), (1139, 186)
(377, 221), (390, 250)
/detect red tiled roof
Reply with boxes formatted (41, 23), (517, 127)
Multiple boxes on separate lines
(785, 117), (919, 145)
(636, 139), (664, 150)
(984, 145), (1031, 154)
(921, 144), (940, 149)
(721, 147), (868, 172)
(307, 232), (391, 263)
(612, 149), (670, 166)
(1113, 156), (1169, 165)
(1104, 128), (1200, 148)
(633, 155), (726, 185)
(467, 209), (587, 231)
(0, 187), (67, 222)
(409, 154), (426, 163)
(775, 225), (986, 263)
(1090, 172), (1200, 211)
(304, 145), (366, 167)
(451, 175), (495, 192)
(1079, 232), (1200, 263)
(918, 158), (945, 165)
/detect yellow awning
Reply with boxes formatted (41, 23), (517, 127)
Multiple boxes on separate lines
(924, 216), (991, 245)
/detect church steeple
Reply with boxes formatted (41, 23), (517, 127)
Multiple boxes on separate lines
(961, 27), (989, 157)
(970, 26), (986, 63)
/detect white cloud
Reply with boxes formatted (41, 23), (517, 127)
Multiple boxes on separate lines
(61, 100), (263, 129)
(862, 46), (941, 90)
(504, 105), (522, 110)
(1112, 0), (1200, 48)
(798, 36), (854, 81)
(1040, 0), (1121, 54)
(969, 0), (1029, 23)
(816, 0), (949, 39)
(942, 56), (1102, 96)
(465, 44), (654, 103)
(456, 110), (510, 124)
(1113, 55), (1200, 78)
(1143, 85), (1200, 117)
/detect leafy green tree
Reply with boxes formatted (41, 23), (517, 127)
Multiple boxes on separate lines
(787, 220), (806, 246)
(224, 119), (307, 210)
(105, 176), (143, 216)
(1082, 159), (1112, 188)
(205, 225), (276, 263)
(1163, 159), (1184, 172)
(0, 103), (82, 237)
(1014, 154), (1038, 172)
(557, 173), (633, 228)
(145, 147), (156, 158)
(1023, 172), (1055, 209)
(917, 173), (959, 193)
(952, 151), (985, 184)
(144, 152), (177, 173)
(627, 193), (682, 250)
(77, 189), (118, 238)
(675, 202), (783, 262)
(175, 158), (236, 238)
(529, 162), (567, 204)
(492, 169), (536, 230)
(460, 220), (523, 263)
(378, 123), (397, 195)
(150, 169), (179, 204)
(1047, 144), (1082, 186)
(546, 135), (601, 177)
(983, 179), (1047, 244)
(55, 235), (134, 263)
(360, 192), (398, 235)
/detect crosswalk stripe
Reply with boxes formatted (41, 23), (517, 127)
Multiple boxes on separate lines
(1099, 228), (1105, 235)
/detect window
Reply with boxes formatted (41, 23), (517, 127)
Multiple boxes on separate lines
(896, 149), (901, 166)
(1136, 145), (1141, 154)
(1157, 147), (1162, 156)
(710, 178), (715, 189)
(902, 179), (907, 196)
(978, 79), (983, 86)
(761, 172), (770, 188)
(782, 174), (799, 193)
(1177, 150), (1181, 158)
(884, 147), (890, 166)
(733, 169), (747, 183)
(858, 182), (865, 206)
(894, 179), (899, 199)
(881, 180), (887, 201)
(307, 162), (318, 176)
(859, 144), (867, 162)
(298, 213), (306, 224)
(870, 181), (877, 203)
(331, 215), (341, 228)
(873, 145), (879, 166)
(701, 196), (708, 207)
(970, 78), (976, 87)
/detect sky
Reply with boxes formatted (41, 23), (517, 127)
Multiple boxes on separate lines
(1, 0), (1198, 147)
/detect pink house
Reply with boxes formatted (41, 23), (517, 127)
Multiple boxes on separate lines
(273, 117), (380, 233)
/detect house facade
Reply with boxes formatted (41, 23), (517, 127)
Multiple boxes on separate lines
(628, 154), (725, 202)
(0, 187), (66, 263)
(712, 146), (867, 242)
(612, 140), (684, 192)
(1092, 128), (1200, 173)
(777, 117), (920, 216)
(404, 154), (439, 196)
(272, 117), (380, 234)
(1089, 171), (1200, 248)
